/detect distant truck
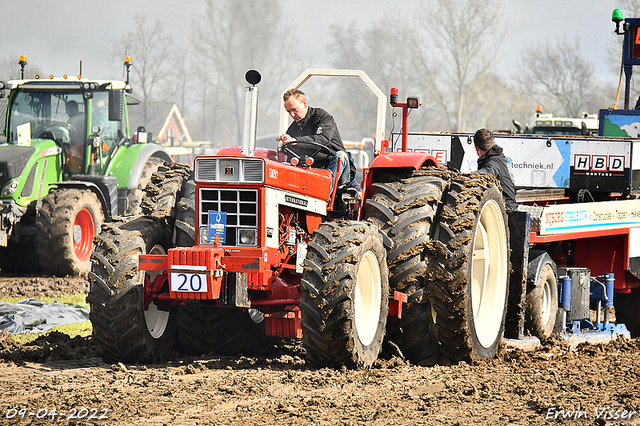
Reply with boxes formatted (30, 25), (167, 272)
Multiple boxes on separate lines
(0, 56), (171, 276)
(513, 107), (599, 136)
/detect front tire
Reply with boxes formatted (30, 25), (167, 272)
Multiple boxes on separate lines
(36, 188), (104, 276)
(429, 176), (510, 361)
(88, 217), (175, 363)
(300, 221), (389, 368)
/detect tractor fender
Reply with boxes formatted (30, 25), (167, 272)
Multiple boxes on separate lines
(364, 151), (439, 190)
(51, 177), (118, 220)
(106, 143), (172, 190)
(126, 144), (172, 190)
(526, 250), (557, 287)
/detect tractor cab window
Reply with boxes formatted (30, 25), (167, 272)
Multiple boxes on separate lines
(91, 91), (122, 174)
(8, 90), (86, 148)
(91, 91), (121, 147)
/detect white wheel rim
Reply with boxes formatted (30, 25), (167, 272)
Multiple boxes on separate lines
(144, 244), (170, 340)
(540, 276), (553, 326)
(354, 250), (382, 346)
(471, 199), (508, 348)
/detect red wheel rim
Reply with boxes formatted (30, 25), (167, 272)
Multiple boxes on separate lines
(73, 208), (95, 262)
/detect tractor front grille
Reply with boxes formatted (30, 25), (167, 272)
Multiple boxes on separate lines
(195, 157), (264, 183)
(198, 188), (259, 247)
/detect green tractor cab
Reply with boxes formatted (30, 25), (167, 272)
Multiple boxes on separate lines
(0, 57), (171, 276)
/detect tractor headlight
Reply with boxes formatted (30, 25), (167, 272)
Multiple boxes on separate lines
(239, 229), (257, 246)
(199, 226), (209, 244)
(3, 181), (18, 196)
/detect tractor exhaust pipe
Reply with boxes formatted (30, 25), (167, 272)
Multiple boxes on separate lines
(242, 70), (262, 157)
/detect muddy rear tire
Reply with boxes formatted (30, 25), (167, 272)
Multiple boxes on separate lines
(364, 170), (447, 363)
(429, 177), (509, 361)
(141, 162), (193, 220)
(124, 157), (165, 215)
(176, 305), (276, 356)
(88, 217), (175, 364)
(173, 179), (196, 247)
(36, 188), (104, 276)
(300, 221), (389, 368)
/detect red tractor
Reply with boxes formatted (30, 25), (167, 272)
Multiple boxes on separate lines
(88, 70), (511, 367)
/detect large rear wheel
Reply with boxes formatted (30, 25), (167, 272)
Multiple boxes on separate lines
(88, 217), (175, 363)
(36, 189), (104, 276)
(141, 162), (193, 219)
(300, 221), (389, 368)
(176, 305), (276, 356)
(124, 157), (165, 215)
(429, 176), (510, 361)
(364, 169), (447, 363)
(173, 179), (196, 247)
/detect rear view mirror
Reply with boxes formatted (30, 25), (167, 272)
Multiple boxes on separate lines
(108, 90), (123, 121)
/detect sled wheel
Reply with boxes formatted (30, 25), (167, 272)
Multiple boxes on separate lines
(525, 263), (558, 339)
(614, 288), (640, 338)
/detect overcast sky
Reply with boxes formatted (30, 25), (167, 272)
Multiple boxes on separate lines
(0, 0), (621, 83)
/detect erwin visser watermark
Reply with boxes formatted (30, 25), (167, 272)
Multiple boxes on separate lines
(546, 407), (637, 421)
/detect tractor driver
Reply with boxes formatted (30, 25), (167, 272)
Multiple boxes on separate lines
(277, 89), (356, 197)
(65, 100), (86, 173)
(473, 128), (518, 211)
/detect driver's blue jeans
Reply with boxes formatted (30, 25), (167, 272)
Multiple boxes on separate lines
(328, 150), (351, 197)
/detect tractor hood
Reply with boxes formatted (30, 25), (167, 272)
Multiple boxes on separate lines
(0, 145), (36, 188)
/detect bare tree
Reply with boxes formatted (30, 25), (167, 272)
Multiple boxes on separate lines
(191, 0), (302, 146)
(516, 37), (599, 117)
(113, 14), (174, 125)
(328, 21), (439, 140)
(619, 0), (640, 16)
(409, 0), (505, 132)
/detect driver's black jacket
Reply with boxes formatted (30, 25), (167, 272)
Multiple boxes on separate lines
(286, 106), (356, 180)
(476, 144), (518, 211)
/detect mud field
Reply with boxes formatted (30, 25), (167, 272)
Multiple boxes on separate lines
(1, 275), (639, 426)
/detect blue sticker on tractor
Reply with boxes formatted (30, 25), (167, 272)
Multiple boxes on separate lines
(208, 211), (227, 244)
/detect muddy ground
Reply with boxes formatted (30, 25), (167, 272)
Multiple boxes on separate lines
(1, 276), (639, 425)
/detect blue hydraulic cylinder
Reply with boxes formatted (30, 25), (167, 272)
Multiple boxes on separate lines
(561, 276), (571, 311)
(604, 273), (615, 307)
(604, 273), (614, 326)
(560, 276), (571, 332)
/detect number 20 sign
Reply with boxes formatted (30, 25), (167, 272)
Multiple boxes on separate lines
(170, 265), (208, 293)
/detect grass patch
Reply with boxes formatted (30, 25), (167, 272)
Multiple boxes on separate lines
(0, 293), (88, 308)
(10, 321), (92, 343)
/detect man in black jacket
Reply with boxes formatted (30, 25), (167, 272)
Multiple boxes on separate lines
(474, 128), (518, 211)
(278, 89), (355, 197)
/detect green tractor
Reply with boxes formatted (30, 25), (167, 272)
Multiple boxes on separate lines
(0, 57), (171, 276)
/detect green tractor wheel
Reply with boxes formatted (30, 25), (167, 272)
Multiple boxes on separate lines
(35, 188), (104, 276)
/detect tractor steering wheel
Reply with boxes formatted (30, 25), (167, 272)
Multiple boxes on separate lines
(281, 140), (333, 167)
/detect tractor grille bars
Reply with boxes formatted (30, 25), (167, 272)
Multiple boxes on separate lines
(195, 157), (264, 183)
(198, 188), (259, 247)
